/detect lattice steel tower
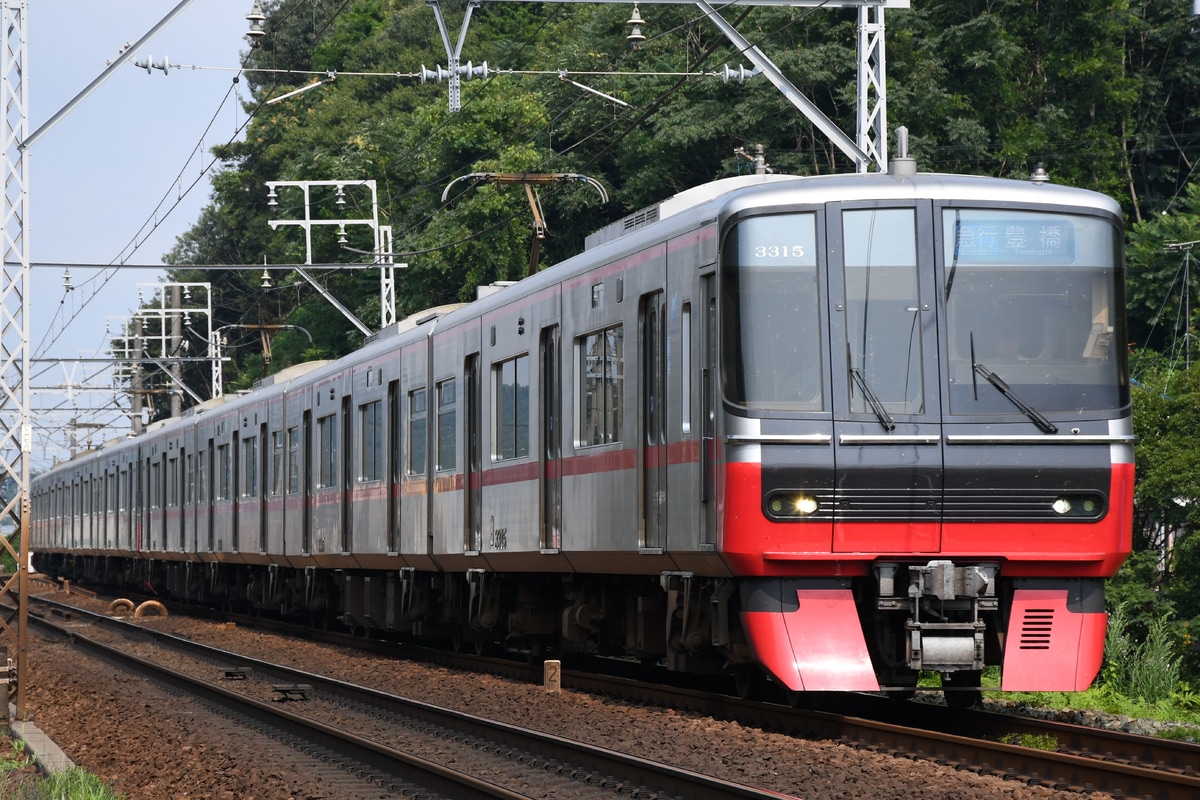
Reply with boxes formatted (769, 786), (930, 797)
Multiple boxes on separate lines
(0, 0), (31, 718)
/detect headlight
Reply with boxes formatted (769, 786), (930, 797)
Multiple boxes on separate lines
(766, 491), (820, 519)
(1051, 494), (1104, 518)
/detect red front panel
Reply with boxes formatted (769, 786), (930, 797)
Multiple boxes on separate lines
(740, 587), (878, 692)
(721, 461), (1133, 579)
(1001, 587), (1107, 691)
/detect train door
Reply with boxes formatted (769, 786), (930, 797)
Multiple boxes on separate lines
(826, 202), (943, 553)
(302, 409), (313, 554)
(158, 455), (167, 552)
(204, 441), (214, 552)
(388, 379), (401, 553)
(136, 451), (145, 553)
(259, 423), (268, 554)
(341, 396), (352, 553)
(231, 436), (241, 553)
(177, 449), (186, 552)
(701, 275), (718, 547)
(465, 354), (482, 553)
(124, 463), (133, 551)
(640, 292), (667, 550)
(540, 326), (561, 550)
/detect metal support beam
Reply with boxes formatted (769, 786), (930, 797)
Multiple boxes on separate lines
(266, 179), (397, 330)
(693, 0), (869, 169)
(856, 3), (886, 173)
(471, 0), (901, 171)
(0, 0), (29, 719)
(427, 0), (481, 113)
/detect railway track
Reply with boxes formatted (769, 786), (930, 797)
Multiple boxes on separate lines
(23, 595), (799, 800)
(27, 590), (1200, 799)
(559, 663), (1200, 799)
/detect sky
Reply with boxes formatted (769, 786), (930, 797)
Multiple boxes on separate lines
(26, 1), (252, 468)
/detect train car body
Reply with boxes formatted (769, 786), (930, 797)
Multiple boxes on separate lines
(31, 167), (1133, 698)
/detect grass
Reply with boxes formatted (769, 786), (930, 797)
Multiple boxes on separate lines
(976, 667), (1200, 741)
(0, 738), (123, 800)
(918, 667), (1200, 742)
(996, 732), (1059, 750)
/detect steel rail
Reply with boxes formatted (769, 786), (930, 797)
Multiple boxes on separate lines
(32, 591), (1200, 799)
(27, 612), (528, 800)
(28, 597), (800, 800)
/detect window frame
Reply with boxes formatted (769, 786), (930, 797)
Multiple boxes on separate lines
(494, 354), (530, 461)
(577, 325), (624, 447)
(359, 399), (384, 482)
(436, 378), (457, 471)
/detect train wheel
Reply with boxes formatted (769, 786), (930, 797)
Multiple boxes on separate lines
(732, 666), (767, 701)
(883, 674), (918, 702)
(523, 637), (554, 665)
(942, 670), (983, 709)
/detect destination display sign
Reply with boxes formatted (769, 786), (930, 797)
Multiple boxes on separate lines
(950, 216), (1077, 265)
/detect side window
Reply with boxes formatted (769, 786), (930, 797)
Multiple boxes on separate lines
(408, 388), (427, 475)
(495, 355), (529, 460)
(150, 461), (161, 509)
(185, 454), (195, 505)
(286, 426), (301, 494)
(197, 450), (208, 503)
(242, 435), (259, 497)
(579, 325), (624, 446)
(436, 379), (457, 471)
(217, 444), (230, 501)
(271, 431), (284, 495)
(359, 400), (383, 481)
(317, 413), (337, 488)
(167, 457), (179, 507)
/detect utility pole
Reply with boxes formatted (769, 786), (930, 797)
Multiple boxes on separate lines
(170, 284), (182, 418)
(0, 0), (31, 719)
(132, 317), (145, 435)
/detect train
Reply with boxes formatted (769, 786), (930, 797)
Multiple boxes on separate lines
(30, 153), (1133, 703)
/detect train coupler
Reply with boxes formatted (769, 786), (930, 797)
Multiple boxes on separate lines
(906, 621), (986, 671)
(876, 561), (998, 672)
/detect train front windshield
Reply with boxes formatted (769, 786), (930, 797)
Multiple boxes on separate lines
(943, 208), (1128, 416)
(720, 212), (825, 412)
(720, 205), (1128, 417)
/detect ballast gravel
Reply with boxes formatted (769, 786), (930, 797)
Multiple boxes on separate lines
(3, 592), (1117, 800)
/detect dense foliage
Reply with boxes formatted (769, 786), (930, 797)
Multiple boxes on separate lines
(151, 0), (1200, 688)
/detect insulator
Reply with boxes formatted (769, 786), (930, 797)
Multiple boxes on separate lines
(721, 64), (760, 84)
(133, 54), (172, 75)
(419, 65), (455, 84)
(458, 61), (490, 80)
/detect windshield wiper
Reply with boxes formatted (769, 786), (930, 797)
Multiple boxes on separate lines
(970, 361), (1058, 434)
(850, 367), (896, 431)
(967, 332), (1057, 434)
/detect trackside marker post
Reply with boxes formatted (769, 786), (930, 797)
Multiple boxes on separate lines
(544, 660), (561, 693)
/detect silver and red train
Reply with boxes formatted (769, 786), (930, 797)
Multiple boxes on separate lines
(31, 161), (1133, 699)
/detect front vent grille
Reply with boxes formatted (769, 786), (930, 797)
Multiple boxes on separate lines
(1018, 607), (1054, 650)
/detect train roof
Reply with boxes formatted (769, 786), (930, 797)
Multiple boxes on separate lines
(588, 171), (1120, 252)
(35, 169), (1123, 479)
